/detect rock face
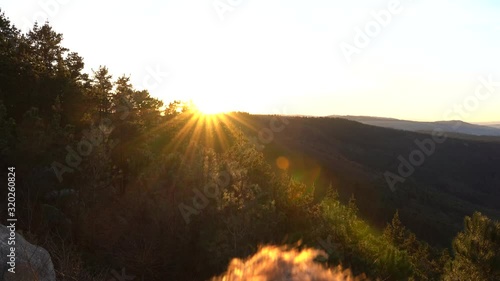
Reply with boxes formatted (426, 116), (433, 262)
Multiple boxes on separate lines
(0, 224), (56, 281)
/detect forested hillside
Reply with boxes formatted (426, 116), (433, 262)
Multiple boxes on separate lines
(228, 115), (500, 246)
(1, 11), (499, 280)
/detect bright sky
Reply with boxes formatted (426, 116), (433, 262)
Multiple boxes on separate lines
(2, 0), (500, 122)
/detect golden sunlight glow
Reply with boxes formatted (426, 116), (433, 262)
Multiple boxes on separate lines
(214, 246), (366, 280)
(194, 99), (231, 114)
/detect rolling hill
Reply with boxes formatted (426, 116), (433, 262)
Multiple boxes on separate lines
(230, 114), (500, 246)
(478, 122), (500, 129)
(331, 115), (500, 137)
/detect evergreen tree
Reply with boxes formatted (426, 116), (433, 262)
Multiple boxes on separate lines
(384, 210), (407, 245)
(90, 66), (113, 119)
(444, 212), (500, 281)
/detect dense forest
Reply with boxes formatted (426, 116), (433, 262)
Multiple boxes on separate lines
(1, 10), (500, 280)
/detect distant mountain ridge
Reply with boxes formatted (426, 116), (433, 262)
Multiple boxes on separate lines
(477, 122), (500, 129)
(329, 115), (500, 137)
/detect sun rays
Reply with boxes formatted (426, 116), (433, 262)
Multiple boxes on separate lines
(160, 111), (244, 157)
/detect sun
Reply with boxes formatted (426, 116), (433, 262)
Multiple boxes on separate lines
(194, 99), (230, 115)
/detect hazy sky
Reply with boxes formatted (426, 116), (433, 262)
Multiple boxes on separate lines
(2, 0), (500, 122)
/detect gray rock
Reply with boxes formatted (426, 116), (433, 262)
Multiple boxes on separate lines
(0, 224), (56, 281)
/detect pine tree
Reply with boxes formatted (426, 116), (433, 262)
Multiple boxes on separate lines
(444, 212), (500, 281)
(90, 66), (113, 120)
(348, 194), (358, 216)
(384, 210), (407, 245)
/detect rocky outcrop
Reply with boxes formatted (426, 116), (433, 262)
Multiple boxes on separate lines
(0, 224), (56, 281)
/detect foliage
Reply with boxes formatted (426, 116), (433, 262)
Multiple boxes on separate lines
(1, 9), (498, 281)
(444, 212), (500, 281)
